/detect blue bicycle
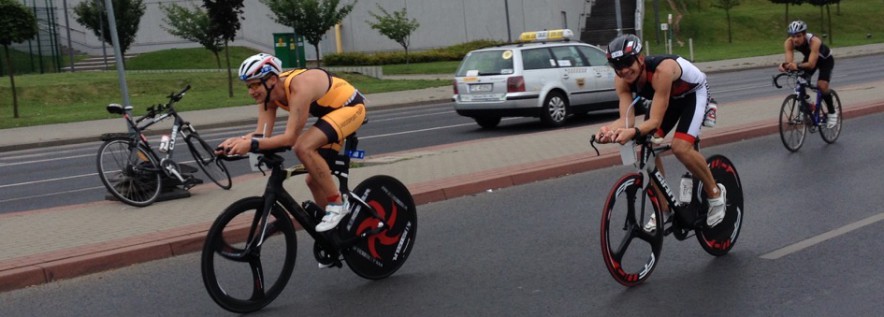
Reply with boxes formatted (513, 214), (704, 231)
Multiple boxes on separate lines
(773, 70), (842, 152)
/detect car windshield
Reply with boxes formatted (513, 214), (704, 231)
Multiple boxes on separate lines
(456, 50), (515, 77)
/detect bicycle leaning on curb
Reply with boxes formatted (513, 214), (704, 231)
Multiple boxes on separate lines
(96, 85), (232, 207)
(589, 131), (744, 286)
(773, 70), (843, 152)
(201, 134), (417, 313)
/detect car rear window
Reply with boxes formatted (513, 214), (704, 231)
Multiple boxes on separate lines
(456, 50), (515, 77)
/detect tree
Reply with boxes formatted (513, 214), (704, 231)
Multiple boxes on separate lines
(261, 0), (356, 67)
(73, 0), (146, 62)
(807, 0), (839, 45)
(367, 4), (420, 64)
(712, 0), (740, 44)
(769, 0), (805, 26)
(203, 0), (245, 98)
(0, 0), (38, 119)
(160, 2), (224, 68)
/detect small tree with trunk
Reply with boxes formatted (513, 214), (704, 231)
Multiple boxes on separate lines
(0, 0), (39, 119)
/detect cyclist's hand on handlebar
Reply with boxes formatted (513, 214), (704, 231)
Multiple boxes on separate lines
(595, 126), (615, 144)
(613, 127), (638, 145)
(216, 137), (250, 156)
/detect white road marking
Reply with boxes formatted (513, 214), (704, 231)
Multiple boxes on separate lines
(760, 212), (884, 260)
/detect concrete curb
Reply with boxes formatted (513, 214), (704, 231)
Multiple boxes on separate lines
(3, 100), (882, 293)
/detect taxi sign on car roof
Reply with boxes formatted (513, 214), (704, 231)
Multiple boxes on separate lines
(518, 29), (574, 43)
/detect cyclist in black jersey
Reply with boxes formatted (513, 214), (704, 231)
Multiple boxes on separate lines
(778, 20), (837, 128)
(594, 34), (726, 230)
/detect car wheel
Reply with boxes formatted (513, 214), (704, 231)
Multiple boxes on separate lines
(474, 116), (501, 129)
(540, 91), (568, 127)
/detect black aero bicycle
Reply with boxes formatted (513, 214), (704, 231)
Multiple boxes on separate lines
(96, 85), (231, 207)
(773, 70), (843, 152)
(590, 132), (744, 287)
(201, 134), (417, 313)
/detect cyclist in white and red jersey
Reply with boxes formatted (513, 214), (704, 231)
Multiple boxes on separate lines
(594, 34), (726, 230)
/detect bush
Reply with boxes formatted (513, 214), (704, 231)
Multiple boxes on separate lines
(324, 39), (506, 66)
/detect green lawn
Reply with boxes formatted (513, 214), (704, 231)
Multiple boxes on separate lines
(2, 0), (883, 129)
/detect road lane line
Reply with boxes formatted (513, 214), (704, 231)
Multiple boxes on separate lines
(0, 186), (104, 204)
(760, 212), (884, 260)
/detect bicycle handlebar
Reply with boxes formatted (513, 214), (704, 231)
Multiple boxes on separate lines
(772, 70), (807, 89)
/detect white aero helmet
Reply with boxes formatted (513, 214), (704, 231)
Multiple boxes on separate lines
(238, 53), (283, 81)
(787, 20), (807, 35)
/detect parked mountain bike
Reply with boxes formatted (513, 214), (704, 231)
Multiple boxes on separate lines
(96, 85), (231, 207)
(589, 132), (744, 287)
(201, 134), (417, 313)
(773, 70), (842, 152)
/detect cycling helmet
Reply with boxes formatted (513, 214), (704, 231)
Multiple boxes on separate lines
(238, 53), (283, 81)
(606, 34), (643, 68)
(787, 20), (807, 35)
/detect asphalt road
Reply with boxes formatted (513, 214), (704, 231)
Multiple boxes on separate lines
(1, 112), (881, 316)
(0, 55), (881, 214)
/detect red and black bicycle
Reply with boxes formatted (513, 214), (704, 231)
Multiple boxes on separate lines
(590, 133), (744, 286)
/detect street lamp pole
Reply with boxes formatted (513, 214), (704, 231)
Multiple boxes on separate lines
(504, 0), (512, 42)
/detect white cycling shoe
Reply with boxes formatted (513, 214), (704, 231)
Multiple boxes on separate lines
(826, 112), (838, 129)
(706, 184), (727, 227)
(316, 201), (350, 232)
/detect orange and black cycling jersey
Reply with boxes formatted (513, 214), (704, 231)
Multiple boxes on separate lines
(272, 68), (365, 117)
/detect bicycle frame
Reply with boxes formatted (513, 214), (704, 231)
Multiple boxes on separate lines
(614, 135), (706, 238)
(776, 71), (825, 127)
(238, 143), (388, 261)
(110, 87), (195, 184)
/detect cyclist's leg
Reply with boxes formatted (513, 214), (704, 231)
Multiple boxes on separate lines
(668, 91), (720, 201)
(817, 57), (835, 113)
(298, 104), (366, 231)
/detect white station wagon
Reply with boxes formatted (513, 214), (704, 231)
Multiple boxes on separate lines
(453, 29), (619, 128)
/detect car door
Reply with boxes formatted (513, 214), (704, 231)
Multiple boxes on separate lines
(578, 45), (618, 103)
(549, 45), (592, 106)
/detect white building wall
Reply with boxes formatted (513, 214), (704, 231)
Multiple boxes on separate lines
(55, 0), (587, 60)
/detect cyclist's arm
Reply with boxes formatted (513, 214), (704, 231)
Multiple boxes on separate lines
(261, 69), (330, 151)
(799, 37), (821, 70)
(780, 38), (796, 72)
(597, 76), (635, 142)
(640, 66), (674, 136)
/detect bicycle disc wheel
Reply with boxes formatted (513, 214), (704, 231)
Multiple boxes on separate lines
(96, 137), (162, 207)
(201, 197), (296, 313)
(819, 90), (842, 144)
(778, 95), (806, 152)
(696, 155), (744, 256)
(186, 133), (232, 189)
(600, 173), (664, 287)
(341, 175), (417, 280)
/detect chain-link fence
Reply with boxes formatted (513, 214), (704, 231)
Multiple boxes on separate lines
(0, 0), (63, 76)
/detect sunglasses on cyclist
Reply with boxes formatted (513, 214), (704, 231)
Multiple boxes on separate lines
(609, 56), (637, 71)
(246, 82), (263, 90)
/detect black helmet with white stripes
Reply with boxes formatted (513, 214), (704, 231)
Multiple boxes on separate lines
(605, 34), (643, 69)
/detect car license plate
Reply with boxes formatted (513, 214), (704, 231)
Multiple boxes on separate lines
(469, 83), (493, 92)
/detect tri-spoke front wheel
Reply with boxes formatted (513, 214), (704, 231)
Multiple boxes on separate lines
(778, 95), (807, 152)
(600, 173), (664, 287)
(201, 197), (296, 313)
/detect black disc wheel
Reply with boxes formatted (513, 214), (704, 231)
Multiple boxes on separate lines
(600, 173), (664, 287)
(695, 155), (744, 256)
(340, 175), (417, 280)
(96, 137), (162, 207)
(201, 197), (296, 313)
